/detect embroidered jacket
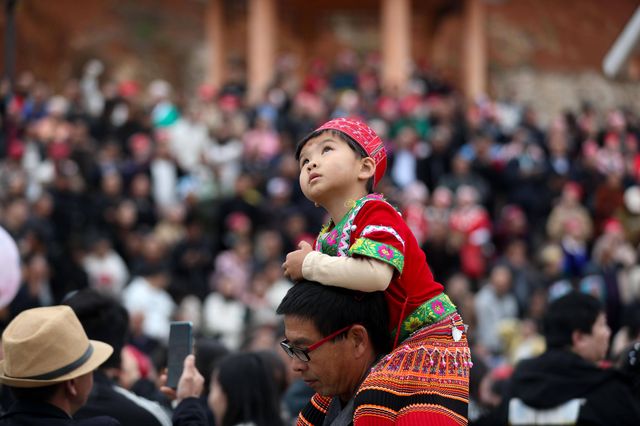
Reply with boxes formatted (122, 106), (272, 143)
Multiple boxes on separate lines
(314, 194), (444, 335)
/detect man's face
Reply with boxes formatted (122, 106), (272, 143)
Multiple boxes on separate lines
(283, 315), (361, 401)
(574, 312), (611, 363)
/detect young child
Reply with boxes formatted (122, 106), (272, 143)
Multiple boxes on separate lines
(283, 117), (471, 425)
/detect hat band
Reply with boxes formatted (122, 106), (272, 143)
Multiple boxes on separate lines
(18, 344), (94, 381)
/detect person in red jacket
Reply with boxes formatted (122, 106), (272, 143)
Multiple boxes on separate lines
(283, 117), (470, 425)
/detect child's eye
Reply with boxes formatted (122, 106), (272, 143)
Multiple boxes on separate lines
(322, 146), (333, 154)
(301, 158), (309, 166)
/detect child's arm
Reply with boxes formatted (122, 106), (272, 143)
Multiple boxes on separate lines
(283, 242), (393, 291)
(303, 250), (393, 291)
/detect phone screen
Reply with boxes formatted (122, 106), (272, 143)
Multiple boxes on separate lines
(166, 321), (193, 389)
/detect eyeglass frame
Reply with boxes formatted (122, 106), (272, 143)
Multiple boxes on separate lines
(280, 324), (355, 362)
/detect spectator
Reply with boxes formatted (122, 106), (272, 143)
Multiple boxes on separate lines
(167, 105), (211, 174)
(9, 253), (53, 316)
(474, 264), (519, 355)
(82, 234), (129, 298)
(449, 185), (492, 281)
(499, 239), (542, 316)
(169, 214), (214, 301)
(423, 186), (458, 282)
(388, 126), (421, 189)
(476, 292), (640, 425)
(206, 123), (243, 197)
(276, 280), (390, 425)
(438, 153), (490, 207)
(546, 181), (593, 243)
(0, 305), (117, 424)
(122, 264), (175, 345)
(64, 289), (172, 426)
(208, 352), (285, 426)
(202, 275), (247, 351)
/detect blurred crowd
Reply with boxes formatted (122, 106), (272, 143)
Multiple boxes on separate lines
(2, 51), (640, 423)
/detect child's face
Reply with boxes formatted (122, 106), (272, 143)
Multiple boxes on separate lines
(298, 133), (368, 206)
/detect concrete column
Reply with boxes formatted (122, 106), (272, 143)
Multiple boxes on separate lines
(381, 0), (412, 91)
(248, 0), (276, 104)
(205, 0), (224, 88)
(463, 0), (487, 100)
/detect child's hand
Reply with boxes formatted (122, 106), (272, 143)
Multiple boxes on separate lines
(283, 241), (313, 282)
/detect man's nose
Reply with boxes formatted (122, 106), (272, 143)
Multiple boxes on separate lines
(290, 357), (308, 373)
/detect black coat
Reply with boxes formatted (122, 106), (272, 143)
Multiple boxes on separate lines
(0, 400), (119, 426)
(476, 349), (640, 425)
(74, 371), (171, 426)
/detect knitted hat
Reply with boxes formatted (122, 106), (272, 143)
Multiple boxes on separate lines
(298, 117), (387, 187)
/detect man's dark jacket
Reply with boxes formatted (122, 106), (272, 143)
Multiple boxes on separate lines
(0, 400), (119, 425)
(74, 371), (170, 426)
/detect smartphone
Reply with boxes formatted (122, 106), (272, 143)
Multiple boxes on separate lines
(166, 321), (193, 389)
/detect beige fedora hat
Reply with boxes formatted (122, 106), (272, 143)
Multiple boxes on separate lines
(0, 305), (113, 388)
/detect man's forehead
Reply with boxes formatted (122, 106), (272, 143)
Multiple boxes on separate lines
(283, 315), (322, 341)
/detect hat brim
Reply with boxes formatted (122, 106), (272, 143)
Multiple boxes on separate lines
(0, 340), (113, 388)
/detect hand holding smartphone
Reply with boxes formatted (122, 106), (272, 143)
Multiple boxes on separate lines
(166, 321), (193, 389)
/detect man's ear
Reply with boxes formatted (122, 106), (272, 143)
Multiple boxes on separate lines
(349, 325), (370, 359)
(571, 329), (586, 352)
(358, 157), (375, 181)
(65, 378), (79, 397)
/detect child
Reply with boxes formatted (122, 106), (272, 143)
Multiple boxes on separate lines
(283, 117), (471, 425)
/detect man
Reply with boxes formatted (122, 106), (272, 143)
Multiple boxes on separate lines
(480, 292), (640, 425)
(0, 305), (118, 425)
(64, 289), (172, 426)
(276, 280), (390, 425)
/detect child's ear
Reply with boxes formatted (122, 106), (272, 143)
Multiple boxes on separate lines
(359, 157), (375, 181)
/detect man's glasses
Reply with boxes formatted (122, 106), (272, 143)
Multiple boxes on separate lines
(280, 324), (353, 362)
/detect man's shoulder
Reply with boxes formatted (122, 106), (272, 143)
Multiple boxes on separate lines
(579, 372), (640, 424)
(297, 393), (334, 426)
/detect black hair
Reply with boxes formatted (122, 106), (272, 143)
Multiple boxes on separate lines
(63, 289), (129, 370)
(543, 291), (604, 349)
(255, 349), (288, 397)
(194, 337), (230, 391)
(276, 280), (390, 356)
(216, 352), (284, 426)
(295, 129), (374, 193)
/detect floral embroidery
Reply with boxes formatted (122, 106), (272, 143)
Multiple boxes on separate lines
(326, 230), (338, 245)
(431, 300), (445, 315)
(405, 317), (424, 333)
(377, 245), (394, 260)
(391, 293), (458, 344)
(349, 237), (404, 272)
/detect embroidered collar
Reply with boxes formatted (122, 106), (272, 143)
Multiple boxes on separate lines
(316, 193), (386, 256)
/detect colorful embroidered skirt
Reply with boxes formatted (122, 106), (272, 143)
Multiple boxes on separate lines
(354, 312), (471, 425)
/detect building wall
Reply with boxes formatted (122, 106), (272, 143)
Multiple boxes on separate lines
(1, 0), (638, 100)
